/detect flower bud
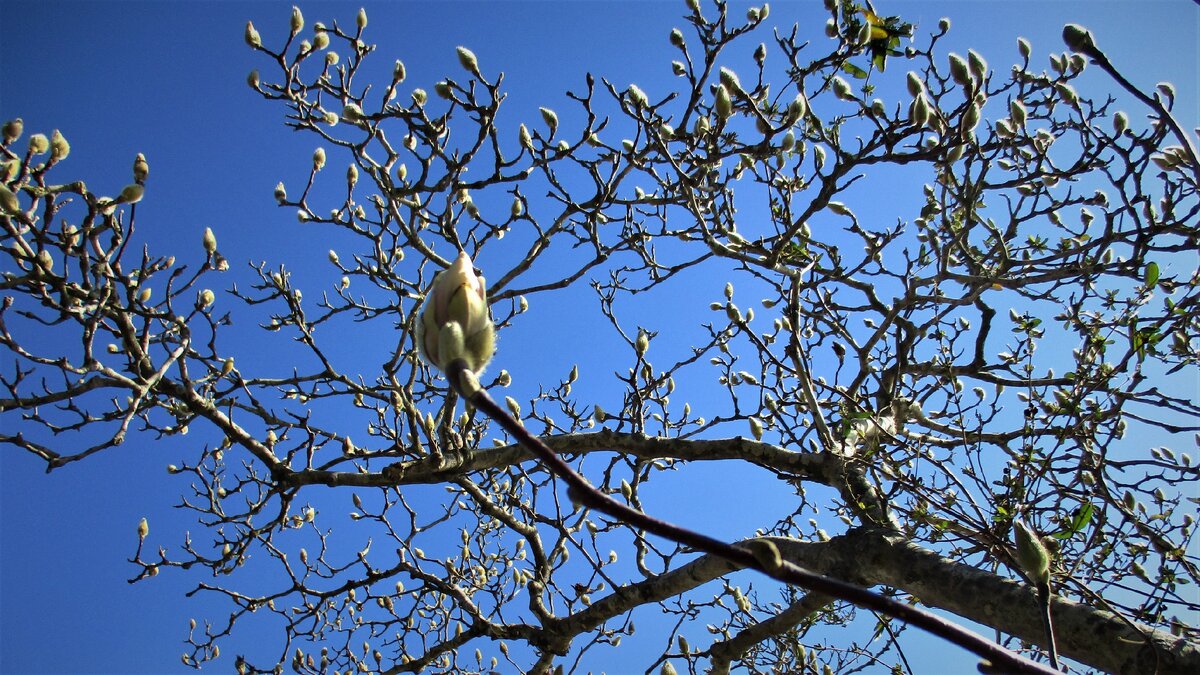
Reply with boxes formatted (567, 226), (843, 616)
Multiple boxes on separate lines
(669, 28), (685, 48)
(1010, 99), (1027, 128)
(456, 46), (480, 76)
(1113, 111), (1128, 135)
(967, 49), (988, 83)
(35, 250), (54, 273)
(948, 53), (970, 87)
(347, 163), (358, 188)
(627, 84), (649, 108)
(1017, 37), (1032, 59)
(2, 118), (22, 144)
(831, 76), (853, 101)
(909, 93), (930, 128)
(133, 153), (149, 183)
(245, 21), (261, 48)
(635, 330), (649, 356)
(203, 227), (218, 254)
(715, 84), (733, 120)
(414, 252), (495, 374)
(786, 93), (808, 123)
(411, 88), (427, 106)
(748, 417), (763, 441)
(137, 517), (149, 539)
(312, 147), (326, 171)
(199, 289), (215, 307)
(312, 31), (329, 50)
(0, 184), (20, 215)
(50, 129), (70, 161)
(540, 107), (559, 136)
(290, 6), (304, 35)
(118, 184), (144, 204)
(1013, 519), (1050, 586)
(906, 72), (924, 98)
(1062, 24), (1095, 54)
(28, 133), (49, 155)
(356, 8), (368, 30)
(719, 67), (741, 93)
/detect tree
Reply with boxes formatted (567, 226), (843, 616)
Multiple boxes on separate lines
(2, 1), (1198, 673)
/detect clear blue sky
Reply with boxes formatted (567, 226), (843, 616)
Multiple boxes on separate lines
(1, 1), (1196, 673)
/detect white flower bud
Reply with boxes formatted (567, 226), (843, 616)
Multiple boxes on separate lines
(948, 53), (970, 86)
(28, 133), (49, 155)
(414, 252), (495, 374)
(290, 6), (304, 35)
(312, 147), (326, 171)
(715, 84), (733, 120)
(539, 107), (558, 136)
(831, 76), (853, 101)
(245, 20), (261, 47)
(50, 129), (70, 161)
(456, 46), (480, 76)
(203, 227), (218, 254)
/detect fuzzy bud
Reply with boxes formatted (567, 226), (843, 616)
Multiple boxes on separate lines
(50, 129), (70, 161)
(1010, 99), (1027, 128)
(289, 6), (304, 35)
(539, 107), (559, 136)
(0, 184), (20, 215)
(203, 227), (218, 254)
(137, 517), (149, 539)
(786, 93), (808, 123)
(1, 118), (22, 144)
(1062, 24), (1095, 54)
(456, 46), (480, 76)
(627, 84), (649, 108)
(831, 76), (853, 101)
(28, 133), (49, 155)
(118, 184), (144, 204)
(414, 252), (495, 375)
(948, 53), (971, 87)
(356, 7), (368, 30)
(1113, 111), (1129, 135)
(1014, 519), (1051, 586)
(715, 84), (733, 120)
(635, 331), (649, 356)
(1017, 37), (1032, 59)
(312, 147), (326, 171)
(133, 153), (149, 183)
(906, 72), (924, 98)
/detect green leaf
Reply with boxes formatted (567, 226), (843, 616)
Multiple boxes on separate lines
(1145, 261), (1160, 289)
(841, 62), (869, 79)
(1054, 502), (1095, 539)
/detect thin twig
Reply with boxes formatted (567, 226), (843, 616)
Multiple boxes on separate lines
(446, 359), (1059, 675)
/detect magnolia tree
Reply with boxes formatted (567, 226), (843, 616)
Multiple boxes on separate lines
(2, 1), (1198, 673)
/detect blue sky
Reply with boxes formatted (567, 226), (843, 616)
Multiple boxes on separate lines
(1, 1), (1197, 673)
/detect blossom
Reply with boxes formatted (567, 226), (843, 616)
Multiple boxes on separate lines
(415, 251), (495, 374)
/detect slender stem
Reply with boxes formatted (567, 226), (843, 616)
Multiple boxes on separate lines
(1039, 583), (1060, 671)
(446, 360), (1059, 675)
